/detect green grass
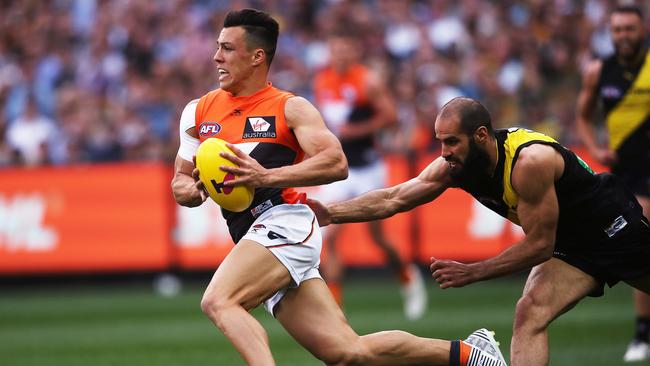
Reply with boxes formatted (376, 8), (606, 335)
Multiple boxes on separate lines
(0, 275), (646, 365)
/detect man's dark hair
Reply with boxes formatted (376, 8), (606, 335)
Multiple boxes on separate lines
(223, 9), (279, 66)
(612, 5), (643, 20)
(440, 97), (494, 135)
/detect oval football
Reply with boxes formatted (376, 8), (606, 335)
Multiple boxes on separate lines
(195, 138), (254, 212)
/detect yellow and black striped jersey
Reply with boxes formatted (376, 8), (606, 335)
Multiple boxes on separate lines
(597, 49), (650, 155)
(458, 128), (604, 239)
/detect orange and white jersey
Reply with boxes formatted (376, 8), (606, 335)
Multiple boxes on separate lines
(313, 64), (378, 167)
(177, 83), (307, 243)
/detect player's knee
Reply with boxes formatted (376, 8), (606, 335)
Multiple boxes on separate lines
(200, 292), (233, 322)
(513, 293), (552, 333)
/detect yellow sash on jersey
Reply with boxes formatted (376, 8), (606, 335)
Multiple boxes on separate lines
(501, 128), (558, 225)
(607, 52), (650, 151)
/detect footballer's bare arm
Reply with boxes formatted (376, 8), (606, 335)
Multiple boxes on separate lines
(269, 96), (348, 187)
(309, 157), (451, 226)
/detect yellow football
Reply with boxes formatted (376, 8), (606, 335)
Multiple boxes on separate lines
(195, 138), (254, 212)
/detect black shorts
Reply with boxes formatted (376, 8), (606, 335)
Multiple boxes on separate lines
(553, 216), (650, 297)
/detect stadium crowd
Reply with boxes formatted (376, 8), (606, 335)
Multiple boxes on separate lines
(0, 0), (647, 167)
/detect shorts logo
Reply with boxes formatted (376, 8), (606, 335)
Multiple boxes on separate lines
(250, 224), (266, 233)
(267, 231), (287, 240)
(243, 116), (276, 139)
(199, 122), (221, 137)
(251, 200), (274, 218)
(604, 215), (627, 238)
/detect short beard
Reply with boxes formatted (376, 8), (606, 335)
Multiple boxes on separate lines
(615, 40), (644, 63)
(449, 139), (491, 184)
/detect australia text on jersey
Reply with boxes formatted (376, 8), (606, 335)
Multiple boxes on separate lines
(243, 116), (277, 139)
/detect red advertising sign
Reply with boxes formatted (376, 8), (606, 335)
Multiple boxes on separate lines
(0, 163), (172, 274)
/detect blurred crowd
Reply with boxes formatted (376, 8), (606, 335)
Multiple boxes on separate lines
(0, 0), (648, 167)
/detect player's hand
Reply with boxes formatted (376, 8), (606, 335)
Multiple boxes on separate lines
(430, 257), (476, 289)
(306, 198), (331, 226)
(219, 143), (269, 188)
(592, 148), (617, 167)
(190, 156), (208, 204)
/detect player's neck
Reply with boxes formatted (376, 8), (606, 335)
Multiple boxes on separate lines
(228, 77), (270, 97)
(488, 137), (499, 177)
(333, 63), (353, 75)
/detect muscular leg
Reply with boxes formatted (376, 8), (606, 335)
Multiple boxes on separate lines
(200, 240), (292, 366)
(275, 278), (451, 365)
(511, 258), (600, 366)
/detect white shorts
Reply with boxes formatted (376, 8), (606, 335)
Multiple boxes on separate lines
(240, 204), (322, 315)
(316, 160), (387, 203)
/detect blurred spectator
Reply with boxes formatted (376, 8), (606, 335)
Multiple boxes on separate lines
(5, 95), (59, 166)
(0, 0), (648, 167)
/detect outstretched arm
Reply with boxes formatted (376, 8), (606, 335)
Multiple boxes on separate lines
(310, 157), (451, 226)
(431, 144), (560, 288)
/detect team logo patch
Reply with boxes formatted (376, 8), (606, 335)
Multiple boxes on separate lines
(600, 86), (621, 98)
(250, 224), (266, 234)
(243, 116), (276, 139)
(251, 199), (274, 218)
(199, 122), (222, 137)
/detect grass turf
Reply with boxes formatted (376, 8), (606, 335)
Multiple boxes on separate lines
(0, 274), (645, 365)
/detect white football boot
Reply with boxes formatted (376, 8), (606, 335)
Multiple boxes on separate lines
(623, 340), (650, 362)
(464, 328), (508, 366)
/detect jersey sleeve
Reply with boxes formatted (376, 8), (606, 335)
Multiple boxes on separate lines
(177, 100), (199, 162)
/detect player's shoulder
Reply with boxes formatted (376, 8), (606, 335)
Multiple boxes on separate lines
(196, 88), (228, 105)
(184, 98), (200, 109)
(285, 95), (315, 113)
(179, 99), (200, 131)
(284, 96), (318, 124)
(511, 144), (560, 196)
(515, 143), (558, 173)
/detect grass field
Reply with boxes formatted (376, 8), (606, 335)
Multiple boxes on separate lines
(1, 274), (647, 366)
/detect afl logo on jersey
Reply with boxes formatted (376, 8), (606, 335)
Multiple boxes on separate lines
(243, 116), (276, 139)
(199, 122), (222, 138)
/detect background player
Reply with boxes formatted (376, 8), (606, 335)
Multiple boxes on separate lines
(172, 9), (507, 366)
(313, 32), (427, 320)
(575, 5), (650, 362)
(308, 97), (650, 366)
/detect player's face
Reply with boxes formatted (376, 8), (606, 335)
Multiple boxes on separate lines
(213, 27), (256, 93)
(329, 37), (359, 70)
(436, 116), (471, 174)
(610, 13), (645, 60)
(436, 116), (490, 179)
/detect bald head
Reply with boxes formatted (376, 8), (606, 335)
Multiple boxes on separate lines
(439, 97), (493, 136)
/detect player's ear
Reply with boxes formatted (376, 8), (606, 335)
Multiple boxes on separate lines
(474, 125), (489, 143)
(252, 49), (266, 66)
